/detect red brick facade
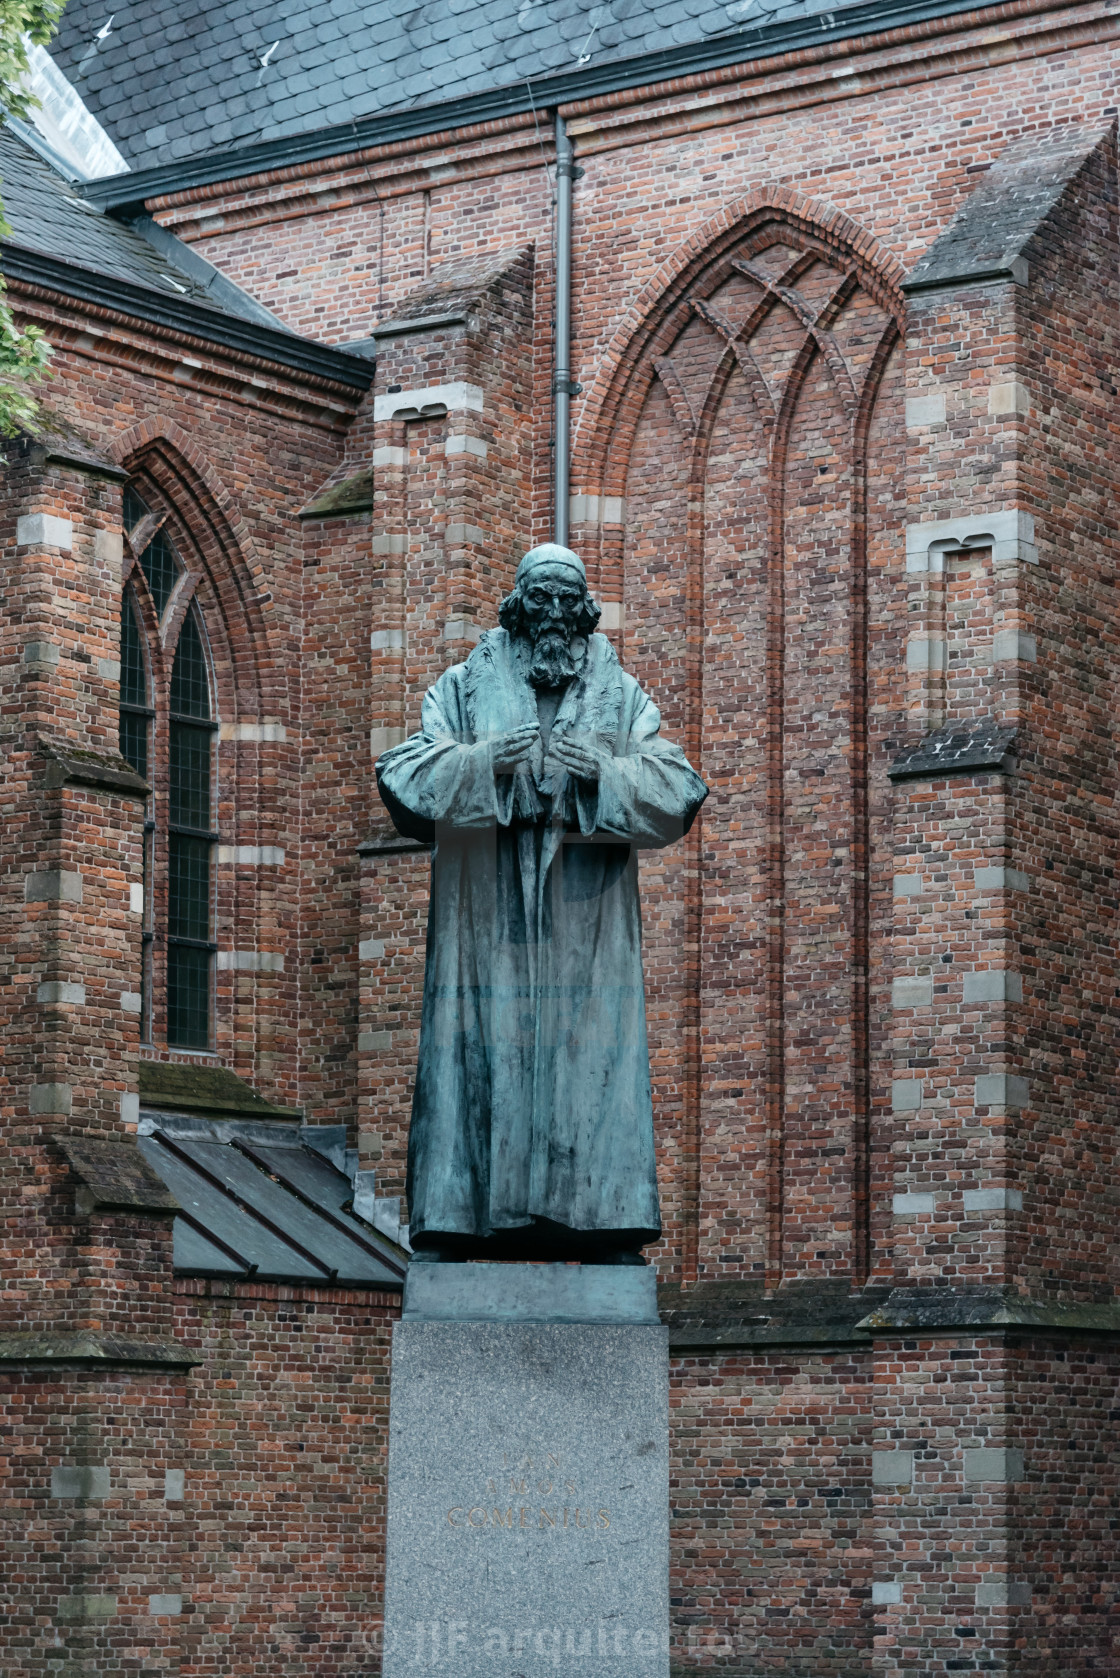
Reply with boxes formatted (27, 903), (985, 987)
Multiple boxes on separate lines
(3, 2), (1120, 1671)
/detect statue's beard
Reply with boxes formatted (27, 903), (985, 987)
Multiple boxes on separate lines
(527, 625), (578, 690)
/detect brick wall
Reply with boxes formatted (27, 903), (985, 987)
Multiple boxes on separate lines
(173, 1281), (398, 1678)
(2, 5), (1119, 1672)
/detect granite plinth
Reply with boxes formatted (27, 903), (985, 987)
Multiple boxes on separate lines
(383, 1265), (669, 1678)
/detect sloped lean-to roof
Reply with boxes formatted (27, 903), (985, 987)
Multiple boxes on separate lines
(136, 1111), (408, 1288)
(59, 0), (990, 205)
(0, 124), (376, 388)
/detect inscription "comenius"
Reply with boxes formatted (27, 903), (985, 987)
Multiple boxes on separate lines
(447, 1506), (610, 1530)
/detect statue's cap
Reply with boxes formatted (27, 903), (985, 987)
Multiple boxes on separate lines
(515, 543), (586, 586)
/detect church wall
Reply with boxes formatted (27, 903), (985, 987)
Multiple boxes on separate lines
(0, 1362), (189, 1678)
(297, 430), (379, 1129)
(670, 1347), (876, 1674)
(1008, 130), (1120, 1303)
(0, 328), (375, 1678)
(2, 5), (1120, 1673)
(0, 330), (354, 1119)
(172, 1280), (398, 1678)
(1010, 1339), (1120, 1672)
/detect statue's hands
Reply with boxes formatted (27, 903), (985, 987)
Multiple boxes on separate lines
(491, 724), (540, 773)
(549, 732), (602, 782)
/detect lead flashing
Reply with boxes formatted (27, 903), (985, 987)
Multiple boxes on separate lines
(372, 311), (469, 340)
(889, 719), (1018, 782)
(0, 1331), (202, 1369)
(902, 256), (1030, 293)
(858, 1288), (1120, 1336)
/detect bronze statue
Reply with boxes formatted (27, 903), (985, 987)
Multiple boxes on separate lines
(376, 544), (706, 1264)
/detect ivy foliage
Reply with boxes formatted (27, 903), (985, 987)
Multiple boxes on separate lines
(0, 2), (65, 436)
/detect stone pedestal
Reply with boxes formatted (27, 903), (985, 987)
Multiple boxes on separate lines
(382, 1264), (669, 1677)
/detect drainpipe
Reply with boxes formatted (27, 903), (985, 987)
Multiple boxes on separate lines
(553, 112), (580, 545)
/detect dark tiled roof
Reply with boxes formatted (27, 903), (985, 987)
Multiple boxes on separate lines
(138, 1113), (408, 1287)
(53, 0), (962, 178)
(0, 124), (268, 316)
(0, 125), (378, 385)
(0, 124), (222, 301)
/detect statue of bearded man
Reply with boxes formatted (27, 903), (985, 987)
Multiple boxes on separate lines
(376, 544), (707, 1264)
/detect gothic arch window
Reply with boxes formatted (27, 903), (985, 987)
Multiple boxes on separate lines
(118, 486), (218, 1049)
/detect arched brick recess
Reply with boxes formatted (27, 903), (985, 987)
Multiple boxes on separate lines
(573, 199), (906, 1297)
(109, 422), (292, 1078)
(571, 185), (905, 506)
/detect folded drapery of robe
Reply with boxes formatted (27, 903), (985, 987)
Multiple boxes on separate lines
(377, 628), (707, 1252)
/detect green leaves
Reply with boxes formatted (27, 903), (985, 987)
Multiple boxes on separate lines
(0, 312), (51, 436)
(0, 0), (64, 437)
(0, 2), (66, 121)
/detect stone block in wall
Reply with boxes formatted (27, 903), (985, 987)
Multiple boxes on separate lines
(871, 1451), (914, 1487)
(963, 1447), (1024, 1483)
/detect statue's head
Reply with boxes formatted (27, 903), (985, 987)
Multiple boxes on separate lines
(498, 544), (601, 689)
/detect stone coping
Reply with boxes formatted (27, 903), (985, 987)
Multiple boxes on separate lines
(402, 1261), (660, 1324)
(0, 1331), (201, 1370)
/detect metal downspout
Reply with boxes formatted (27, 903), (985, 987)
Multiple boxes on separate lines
(553, 112), (577, 545)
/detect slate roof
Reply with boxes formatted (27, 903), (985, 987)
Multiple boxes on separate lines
(54, 0), (985, 183)
(0, 125), (378, 385)
(137, 1112), (408, 1287)
(0, 124), (269, 314)
(0, 124), (225, 302)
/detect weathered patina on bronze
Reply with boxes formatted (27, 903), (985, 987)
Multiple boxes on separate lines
(377, 544), (706, 1263)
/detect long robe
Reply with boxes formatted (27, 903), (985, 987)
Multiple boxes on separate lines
(376, 629), (707, 1244)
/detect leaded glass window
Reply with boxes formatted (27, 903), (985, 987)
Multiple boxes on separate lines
(119, 487), (219, 1051)
(118, 591), (151, 780)
(118, 588), (154, 1034)
(125, 486), (184, 619)
(167, 608), (216, 1049)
